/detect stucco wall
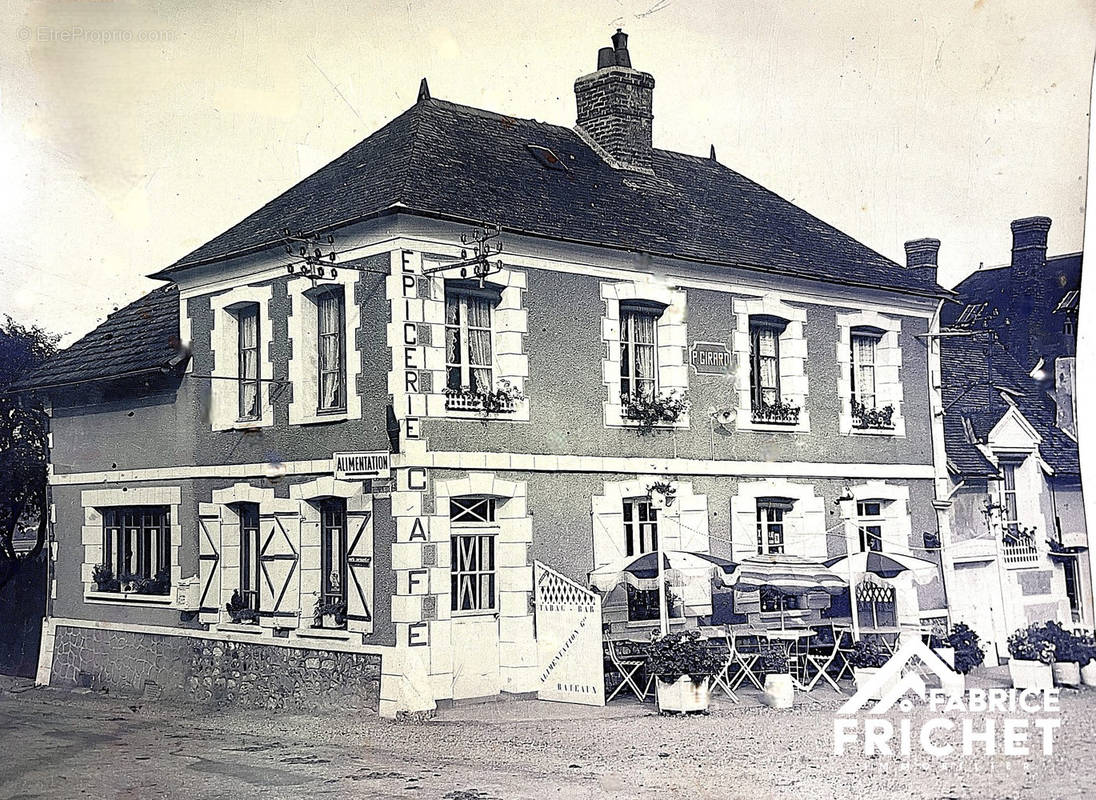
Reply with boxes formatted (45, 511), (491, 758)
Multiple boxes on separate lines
(51, 477), (397, 647)
(420, 270), (934, 464)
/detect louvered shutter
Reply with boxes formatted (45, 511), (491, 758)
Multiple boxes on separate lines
(345, 505), (374, 634)
(197, 503), (222, 624)
(258, 510), (301, 629)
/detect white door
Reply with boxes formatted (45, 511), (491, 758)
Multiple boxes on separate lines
(450, 616), (501, 699)
(953, 562), (1003, 664)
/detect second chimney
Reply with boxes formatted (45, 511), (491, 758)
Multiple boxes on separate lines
(904, 238), (941, 284)
(575, 30), (655, 171)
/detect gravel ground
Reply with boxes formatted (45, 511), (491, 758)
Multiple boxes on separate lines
(0, 673), (1092, 800)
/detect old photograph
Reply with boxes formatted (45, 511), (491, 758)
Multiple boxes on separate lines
(1, 1), (1094, 798)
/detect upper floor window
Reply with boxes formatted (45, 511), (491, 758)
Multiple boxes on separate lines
(756, 498), (790, 555)
(750, 320), (781, 408)
(623, 497), (658, 557)
(999, 461), (1021, 538)
(316, 288), (346, 411)
(620, 305), (660, 402)
(851, 330), (880, 410)
(857, 500), (884, 552)
(450, 496), (497, 613)
(236, 502), (261, 613)
(101, 506), (170, 593)
(446, 284), (494, 394)
(235, 304), (260, 421)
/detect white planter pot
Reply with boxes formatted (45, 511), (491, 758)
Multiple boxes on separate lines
(322, 613), (338, 629)
(762, 673), (794, 709)
(1052, 661), (1081, 687)
(1081, 659), (1096, 687)
(655, 676), (711, 714)
(934, 647), (956, 670)
(853, 667), (901, 701)
(1008, 659), (1054, 691)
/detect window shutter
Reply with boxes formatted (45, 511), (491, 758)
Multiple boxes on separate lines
(197, 503), (222, 624)
(258, 510), (301, 629)
(345, 504), (374, 634)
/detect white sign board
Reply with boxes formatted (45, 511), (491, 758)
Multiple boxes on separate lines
(333, 451), (391, 480)
(534, 561), (605, 706)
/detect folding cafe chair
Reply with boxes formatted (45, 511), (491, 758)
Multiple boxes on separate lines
(727, 628), (766, 691)
(801, 623), (845, 692)
(705, 630), (740, 703)
(605, 638), (654, 702)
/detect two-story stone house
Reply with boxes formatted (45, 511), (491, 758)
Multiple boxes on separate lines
(21, 32), (950, 716)
(936, 218), (1088, 661)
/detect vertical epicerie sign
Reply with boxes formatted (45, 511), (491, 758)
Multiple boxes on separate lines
(833, 640), (1061, 757)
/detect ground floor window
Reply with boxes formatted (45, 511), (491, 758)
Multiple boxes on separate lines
(626, 584), (682, 622)
(760, 586), (800, 612)
(756, 500), (788, 554)
(98, 506), (170, 594)
(855, 579), (896, 628)
(623, 497), (658, 557)
(1063, 557), (1083, 622)
(857, 500), (884, 552)
(451, 532), (496, 612)
(318, 498), (348, 625)
(237, 502), (261, 613)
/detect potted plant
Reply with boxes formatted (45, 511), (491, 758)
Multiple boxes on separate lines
(225, 590), (259, 624)
(757, 646), (794, 709)
(848, 638), (896, 701)
(1045, 621), (1082, 687)
(118, 572), (142, 593)
(928, 631), (955, 670)
(620, 390), (690, 435)
(1078, 634), (1096, 687)
(644, 629), (722, 714)
(943, 622), (985, 675)
(1007, 624), (1055, 690)
(314, 596), (348, 629)
(92, 564), (119, 593)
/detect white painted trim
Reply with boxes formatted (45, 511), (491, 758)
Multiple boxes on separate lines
(209, 283), (276, 431)
(732, 294), (810, 433)
(51, 454), (937, 485)
(287, 274), (363, 426)
(836, 310), (906, 437)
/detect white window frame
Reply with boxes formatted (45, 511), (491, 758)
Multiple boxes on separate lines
(856, 499), (885, 552)
(850, 330), (879, 410)
(445, 286), (496, 395)
(450, 496), (499, 615)
(209, 285), (274, 431)
(619, 306), (661, 402)
(755, 500), (789, 555)
(836, 310), (904, 436)
(622, 496), (659, 557)
(733, 295), (809, 432)
(315, 288), (347, 413)
(235, 303), (261, 422)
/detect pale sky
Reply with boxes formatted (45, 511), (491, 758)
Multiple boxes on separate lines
(2, 0), (1094, 344)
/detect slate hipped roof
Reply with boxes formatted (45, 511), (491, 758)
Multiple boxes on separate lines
(15, 285), (183, 391)
(153, 96), (945, 297)
(940, 332), (1080, 477)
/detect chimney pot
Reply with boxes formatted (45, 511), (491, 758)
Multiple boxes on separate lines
(575, 31), (654, 171)
(1010, 216), (1052, 253)
(904, 238), (941, 269)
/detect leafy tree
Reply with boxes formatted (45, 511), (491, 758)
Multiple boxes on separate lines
(0, 316), (59, 590)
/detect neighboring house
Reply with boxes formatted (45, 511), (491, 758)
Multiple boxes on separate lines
(19, 32), (949, 716)
(936, 218), (1089, 662)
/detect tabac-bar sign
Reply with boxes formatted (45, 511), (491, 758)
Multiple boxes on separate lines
(689, 341), (732, 375)
(333, 451), (390, 479)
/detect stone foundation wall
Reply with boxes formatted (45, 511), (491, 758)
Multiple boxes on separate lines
(50, 626), (382, 711)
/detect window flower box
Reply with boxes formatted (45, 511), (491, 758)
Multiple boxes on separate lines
(444, 381), (523, 415)
(620, 390), (690, 434)
(751, 400), (800, 426)
(851, 402), (895, 430)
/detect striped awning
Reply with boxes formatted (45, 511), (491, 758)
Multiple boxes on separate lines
(731, 554), (847, 595)
(824, 551), (939, 585)
(589, 551), (738, 593)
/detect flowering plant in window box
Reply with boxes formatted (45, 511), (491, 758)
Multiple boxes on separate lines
(313, 596), (348, 629)
(92, 564), (120, 593)
(751, 399), (800, 425)
(851, 401), (895, 430)
(620, 390), (690, 435)
(444, 380), (524, 416)
(225, 590), (259, 624)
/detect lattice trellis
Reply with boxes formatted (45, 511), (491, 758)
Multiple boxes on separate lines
(535, 562), (599, 614)
(856, 580), (896, 604)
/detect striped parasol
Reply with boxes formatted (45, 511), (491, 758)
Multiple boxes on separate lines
(731, 554), (848, 595)
(823, 551), (938, 585)
(588, 550), (739, 593)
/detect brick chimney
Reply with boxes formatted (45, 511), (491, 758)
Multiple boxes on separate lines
(574, 30), (655, 172)
(1010, 216), (1051, 272)
(1009, 216), (1052, 368)
(904, 237), (940, 283)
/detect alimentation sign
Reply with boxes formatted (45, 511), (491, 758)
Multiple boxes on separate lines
(333, 451), (391, 479)
(689, 341), (732, 375)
